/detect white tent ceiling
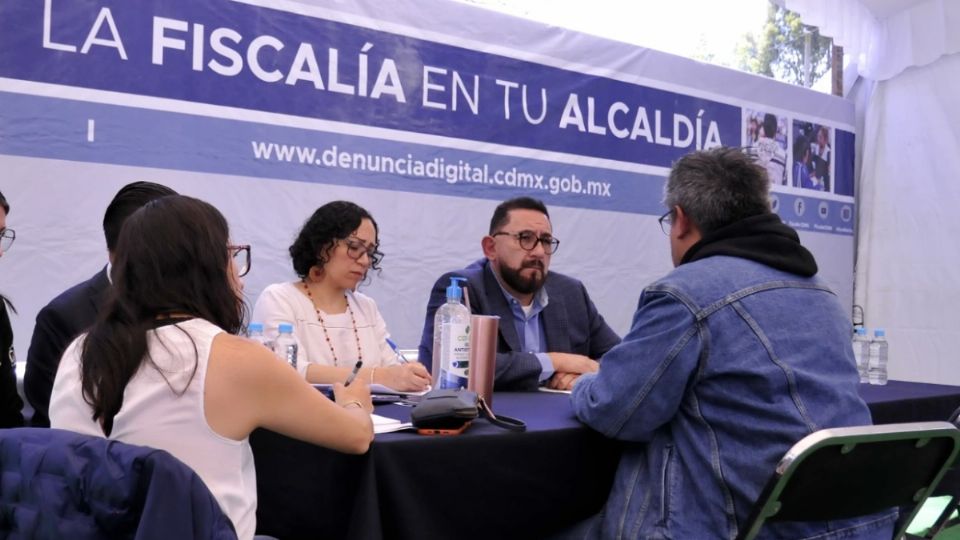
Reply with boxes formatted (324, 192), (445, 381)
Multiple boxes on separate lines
(783, 0), (960, 81)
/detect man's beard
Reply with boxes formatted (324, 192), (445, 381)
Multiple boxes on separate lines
(500, 260), (546, 295)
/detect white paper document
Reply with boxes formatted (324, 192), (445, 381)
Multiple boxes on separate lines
(313, 383), (431, 397)
(371, 413), (414, 434)
(538, 387), (572, 395)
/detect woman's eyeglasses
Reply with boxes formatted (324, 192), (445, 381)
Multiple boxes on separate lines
(229, 245), (251, 277)
(0, 229), (15, 253)
(342, 238), (382, 265)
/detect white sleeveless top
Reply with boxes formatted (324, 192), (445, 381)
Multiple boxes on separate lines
(50, 318), (257, 540)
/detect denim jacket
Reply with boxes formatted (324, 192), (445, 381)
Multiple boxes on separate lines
(571, 255), (895, 539)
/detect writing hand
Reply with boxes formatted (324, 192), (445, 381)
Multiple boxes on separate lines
(332, 381), (373, 413)
(380, 363), (431, 392)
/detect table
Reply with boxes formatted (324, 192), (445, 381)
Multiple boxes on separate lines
(860, 380), (960, 425)
(251, 392), (620, 539)
(251, 381), (960, 539)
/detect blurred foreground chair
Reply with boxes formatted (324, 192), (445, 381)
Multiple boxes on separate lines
(0, 428), (237, 539)
(737, 421), (960, 540)
(918, 407), (960, 538)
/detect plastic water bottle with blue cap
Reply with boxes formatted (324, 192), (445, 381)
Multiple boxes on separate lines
(247, 322), (274, 352)
(274, 323), (298, 370)
(852, 327), (869, 383)
(867, 328), (888, 385)
(433, 276), (471, 389)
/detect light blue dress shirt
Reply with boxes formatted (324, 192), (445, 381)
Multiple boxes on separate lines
(492, 274), (554, 383)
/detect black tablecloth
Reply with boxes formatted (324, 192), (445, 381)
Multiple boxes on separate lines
(860, 380), (960, 425)
(252, 392), (619, 539)
(252, 381), (960, 539)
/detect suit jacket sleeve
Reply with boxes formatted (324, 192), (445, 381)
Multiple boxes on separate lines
(24, 305), (74, 427)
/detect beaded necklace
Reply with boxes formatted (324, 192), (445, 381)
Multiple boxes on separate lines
(301, 280), (362, 367)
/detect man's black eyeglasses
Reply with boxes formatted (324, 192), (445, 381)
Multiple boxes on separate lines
(658, 211), (674, 236)
(492, 231), (560, 255)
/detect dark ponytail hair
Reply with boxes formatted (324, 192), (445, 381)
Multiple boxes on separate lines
(80, 195), (246, 435)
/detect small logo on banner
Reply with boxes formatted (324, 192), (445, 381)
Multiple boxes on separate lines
(818, 202), (829, 219)
(841, 206), (853, 222)
(770, 194), (780, 213)
(794, 198), (805, 217)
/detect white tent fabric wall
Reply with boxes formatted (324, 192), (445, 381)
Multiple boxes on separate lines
(854, 51), (960, 384)
(788, 0), (960, 383)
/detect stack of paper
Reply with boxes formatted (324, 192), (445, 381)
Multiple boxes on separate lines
(313, 383), (431, 397)
(371, 413), (414, 434)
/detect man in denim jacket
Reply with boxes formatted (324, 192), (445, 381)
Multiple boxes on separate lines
(570, 147), (895, 539)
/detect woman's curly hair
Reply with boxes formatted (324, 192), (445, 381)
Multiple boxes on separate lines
(289, 201), (382, 278)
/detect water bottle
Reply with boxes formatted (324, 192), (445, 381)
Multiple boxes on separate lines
(852, 327), (869, 383)
(433, 277), (471, 390)
(274, 323), (298, 370)
(868, 328), (888, 385)
(247, 323), (274, 351)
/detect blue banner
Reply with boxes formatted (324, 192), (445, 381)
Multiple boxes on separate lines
(0, 0), (740, 169)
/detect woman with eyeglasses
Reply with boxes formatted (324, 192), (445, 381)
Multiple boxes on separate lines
(253, 201), (430, 392)
(0, 189), (25, 428)
(50, 196), (373, 539)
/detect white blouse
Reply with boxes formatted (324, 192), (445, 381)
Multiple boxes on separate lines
(50, 318), (257, 540)
(252, 282), (398, 377)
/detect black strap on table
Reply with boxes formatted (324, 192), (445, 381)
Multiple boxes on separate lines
(478, 396), (526, 432)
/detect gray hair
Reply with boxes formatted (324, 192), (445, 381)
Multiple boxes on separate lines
(663, 147), (771, 234)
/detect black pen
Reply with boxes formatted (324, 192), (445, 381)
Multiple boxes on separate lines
(344, 360), (363, 386)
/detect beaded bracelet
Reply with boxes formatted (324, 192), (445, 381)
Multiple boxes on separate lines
(341, 400), (363, 410)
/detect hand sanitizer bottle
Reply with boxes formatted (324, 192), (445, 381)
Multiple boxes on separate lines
(433, 277), (471, 390)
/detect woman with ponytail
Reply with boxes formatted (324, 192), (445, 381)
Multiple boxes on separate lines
(50, 195), (373, 539)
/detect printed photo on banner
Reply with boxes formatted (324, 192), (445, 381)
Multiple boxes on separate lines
(743, 110), (788, 186)
(792, 121), (833, 192)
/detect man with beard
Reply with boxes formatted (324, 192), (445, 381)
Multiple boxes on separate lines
(419, 197), (619, 391)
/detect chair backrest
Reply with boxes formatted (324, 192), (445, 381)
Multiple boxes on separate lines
(948, 405), (960, 426)
(737, 421), (960, 540)
(0, 428), (237, 540)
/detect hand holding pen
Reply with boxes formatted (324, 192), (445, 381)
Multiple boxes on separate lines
(384, 339), (431, 391)
(344, 360), (363, 386)
(332, 379), (373, 413)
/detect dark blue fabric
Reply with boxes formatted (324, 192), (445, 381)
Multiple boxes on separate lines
(0, 428), (237, 540)
(25, 267), (110, 427)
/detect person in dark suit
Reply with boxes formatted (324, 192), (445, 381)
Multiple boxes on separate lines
(419, 197), (620, 391)
(24, 181), (177, 427)
(0, 189), (24, 428)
